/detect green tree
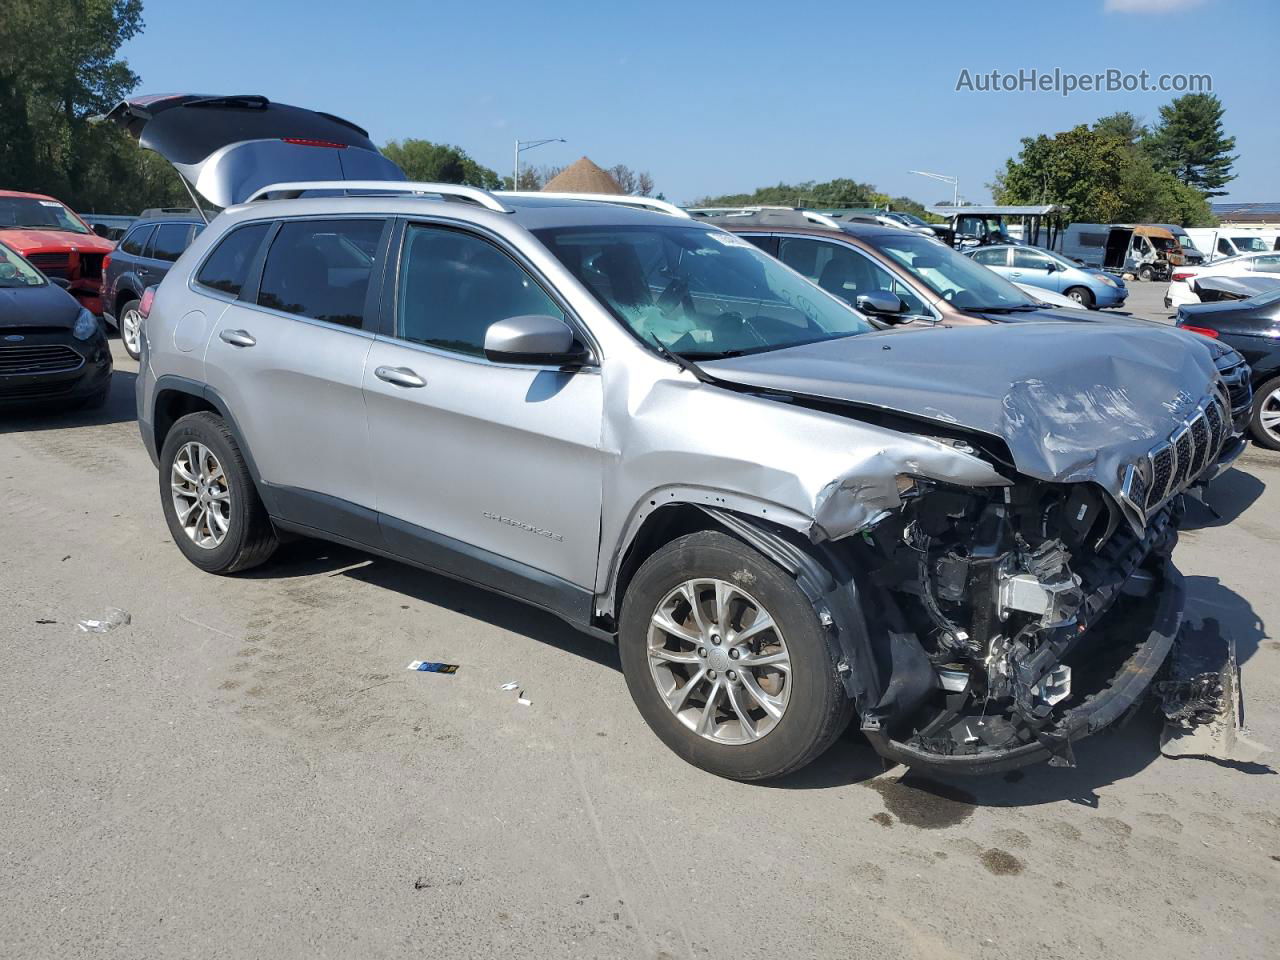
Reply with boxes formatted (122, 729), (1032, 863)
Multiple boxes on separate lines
(0, 0), (151, 209)
(992, 121), (1214, 227)
(696, 178), (883, 207)
(381, 139), (502, 189)
(1145, 93), (1236, 196)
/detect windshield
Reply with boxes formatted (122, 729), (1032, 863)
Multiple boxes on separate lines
(0, 195), (90, 234)
(865, 233), (1038, 311)
(0, 242), (46, 287)
(534, 224), (874, 358)
(895, 213), (929, 227)
(1233, 236), (1270, 253)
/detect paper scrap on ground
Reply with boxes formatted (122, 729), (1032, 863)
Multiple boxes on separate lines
(406, 661), (459, 674)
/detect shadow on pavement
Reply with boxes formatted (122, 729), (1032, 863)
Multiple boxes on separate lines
(0, 368), (137, 434)
(1182, 466), (1265, 530)
(240, 537), (620, 671)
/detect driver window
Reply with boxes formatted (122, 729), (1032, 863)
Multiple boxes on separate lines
(1217, 238), (1233, 256)
(778, 238), (928, 315)
(1012, 249), (1051, 269)
(397, 224), (563, 357)
(971, 248), (1007, 266)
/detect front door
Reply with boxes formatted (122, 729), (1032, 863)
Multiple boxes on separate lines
(362, 221), (605, 604)
(202, 217), (388, 537)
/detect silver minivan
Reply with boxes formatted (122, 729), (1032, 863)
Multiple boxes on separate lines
(109, 95), (1243, 781)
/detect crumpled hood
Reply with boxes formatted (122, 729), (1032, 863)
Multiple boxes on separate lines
(0, 229), (113, 255)
(701, 321), (1222, 500)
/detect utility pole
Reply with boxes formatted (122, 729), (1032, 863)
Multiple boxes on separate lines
(909, 169), (959, 208)
(514, 138), (566, 190)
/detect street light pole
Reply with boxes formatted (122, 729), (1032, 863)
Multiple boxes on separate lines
(514, 137), (567, 189)
(908, 169), (959, 208)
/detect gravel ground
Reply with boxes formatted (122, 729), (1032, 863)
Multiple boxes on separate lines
(1, 326), (1277, 960)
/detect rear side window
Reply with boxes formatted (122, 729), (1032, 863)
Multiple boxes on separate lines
(121, 225), (153, 256)
(970, 248), (1006, 266)
(149, 222), (194, 263)
(196, 222), (271, 297)
(257, 219), (384, 328)
(397, 224), (563, 356)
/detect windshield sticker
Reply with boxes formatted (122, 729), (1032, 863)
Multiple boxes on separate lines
(707, 231), (754, 249)
(38, 200), (62, 207)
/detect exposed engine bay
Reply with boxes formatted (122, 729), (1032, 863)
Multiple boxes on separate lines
(857, 476), (1181, 768)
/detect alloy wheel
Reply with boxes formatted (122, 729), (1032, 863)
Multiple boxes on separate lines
(121, 308), (142, 356)
(647, 578), (791, 744)
(1260, 385), (1280, 446)
(170, 441), (231, 549)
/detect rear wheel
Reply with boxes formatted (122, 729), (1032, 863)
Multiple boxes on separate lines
(1065, 286), (1095, 309)
(1250, 376), (1280, 450)
(618, 531), (852, 781)
(118, 299), (142, 360)
(159, 412), (278, 573)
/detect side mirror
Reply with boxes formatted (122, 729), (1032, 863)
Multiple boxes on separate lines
(1044, 262), (1057, 272)
(483, 314), (587, 366)
(856, 291), (908, 319)
(48, 277), (71, 289)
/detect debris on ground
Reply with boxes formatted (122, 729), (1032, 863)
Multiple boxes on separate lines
(498, 680), (531, 705)
(35, 618), (56, 625)
(1156, 618), (1269, 764)
(75, 608), (131, 634)
(499, 681), (520, 691)
(517, 694), (532, 706)
(406, 661), (459, 674)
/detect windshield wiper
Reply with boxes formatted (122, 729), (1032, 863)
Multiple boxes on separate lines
(645, 334), (715, 384)
(975, 304), (1041, 313)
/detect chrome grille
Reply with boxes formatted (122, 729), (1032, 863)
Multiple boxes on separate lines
(0, 343), (83, 376)
(1120, 392), (1230, 525)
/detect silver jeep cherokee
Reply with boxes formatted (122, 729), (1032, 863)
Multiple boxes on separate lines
(110, 95), (1244, 780)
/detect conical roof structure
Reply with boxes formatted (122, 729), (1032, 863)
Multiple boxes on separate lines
(542, 157), (623, 194)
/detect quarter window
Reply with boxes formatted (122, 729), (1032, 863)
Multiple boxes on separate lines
(397, 224), (563, 357)
(1251, 254), (1280, 274)
(196, 222), (271, 297)
(257, 219), (384, 328)
(777, 237), (929, 315)
(121, 225), (153, 256)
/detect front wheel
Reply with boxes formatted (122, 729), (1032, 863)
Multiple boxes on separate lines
(159, 411), (278, 573)
(118, 299), (142, 360)
(1250, 376), (1280, 451)
(1138, 265), (1154, 282)
(1065, 286), (1095, 309)
(618, 531), (853, 781)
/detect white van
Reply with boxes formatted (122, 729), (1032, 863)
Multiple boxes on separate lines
(1183, 228), (1279, 262)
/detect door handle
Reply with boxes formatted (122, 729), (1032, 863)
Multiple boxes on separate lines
(219, 329), (257, 348)
(375, 365), (426, 388)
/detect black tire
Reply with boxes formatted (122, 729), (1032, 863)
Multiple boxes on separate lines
(117, 298), (142, 360)
(1249, 376), (1280, 451)
(158, 411), (278, 573)
(1138, 265), (1154, 282)
(1065, 286), (1095, 309)
(618, 530), (853, 781)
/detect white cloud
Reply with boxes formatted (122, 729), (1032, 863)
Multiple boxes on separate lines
(1104, 0), (1206, 13)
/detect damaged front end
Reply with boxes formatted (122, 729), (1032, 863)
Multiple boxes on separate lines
(851, 475), (1183, 773)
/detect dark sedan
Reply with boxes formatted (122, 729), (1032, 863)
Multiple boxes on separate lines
(1177, 286), (1280, 448)
(0, 240), (112, 410)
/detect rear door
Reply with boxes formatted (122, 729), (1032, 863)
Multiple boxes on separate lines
(202, 216), (390, 539)
(362, 220), (605, 601)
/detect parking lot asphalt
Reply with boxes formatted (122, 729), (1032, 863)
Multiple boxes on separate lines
(2, 306), (1278, 959)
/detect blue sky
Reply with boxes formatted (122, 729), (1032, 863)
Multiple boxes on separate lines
(123, 0), (1277, 205)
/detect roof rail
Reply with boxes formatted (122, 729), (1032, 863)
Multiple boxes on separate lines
(499, 191), (691, 219)
(800, 211), (842, 229)
(244, 181), (511, 212)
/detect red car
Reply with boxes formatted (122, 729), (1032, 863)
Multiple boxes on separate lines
(0, 190), (115, 314)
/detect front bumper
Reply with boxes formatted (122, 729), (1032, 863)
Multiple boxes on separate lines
(865, 553), (1184, 776)
(1095, 286), (1128, 308)
(0, 330), (112, 407)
